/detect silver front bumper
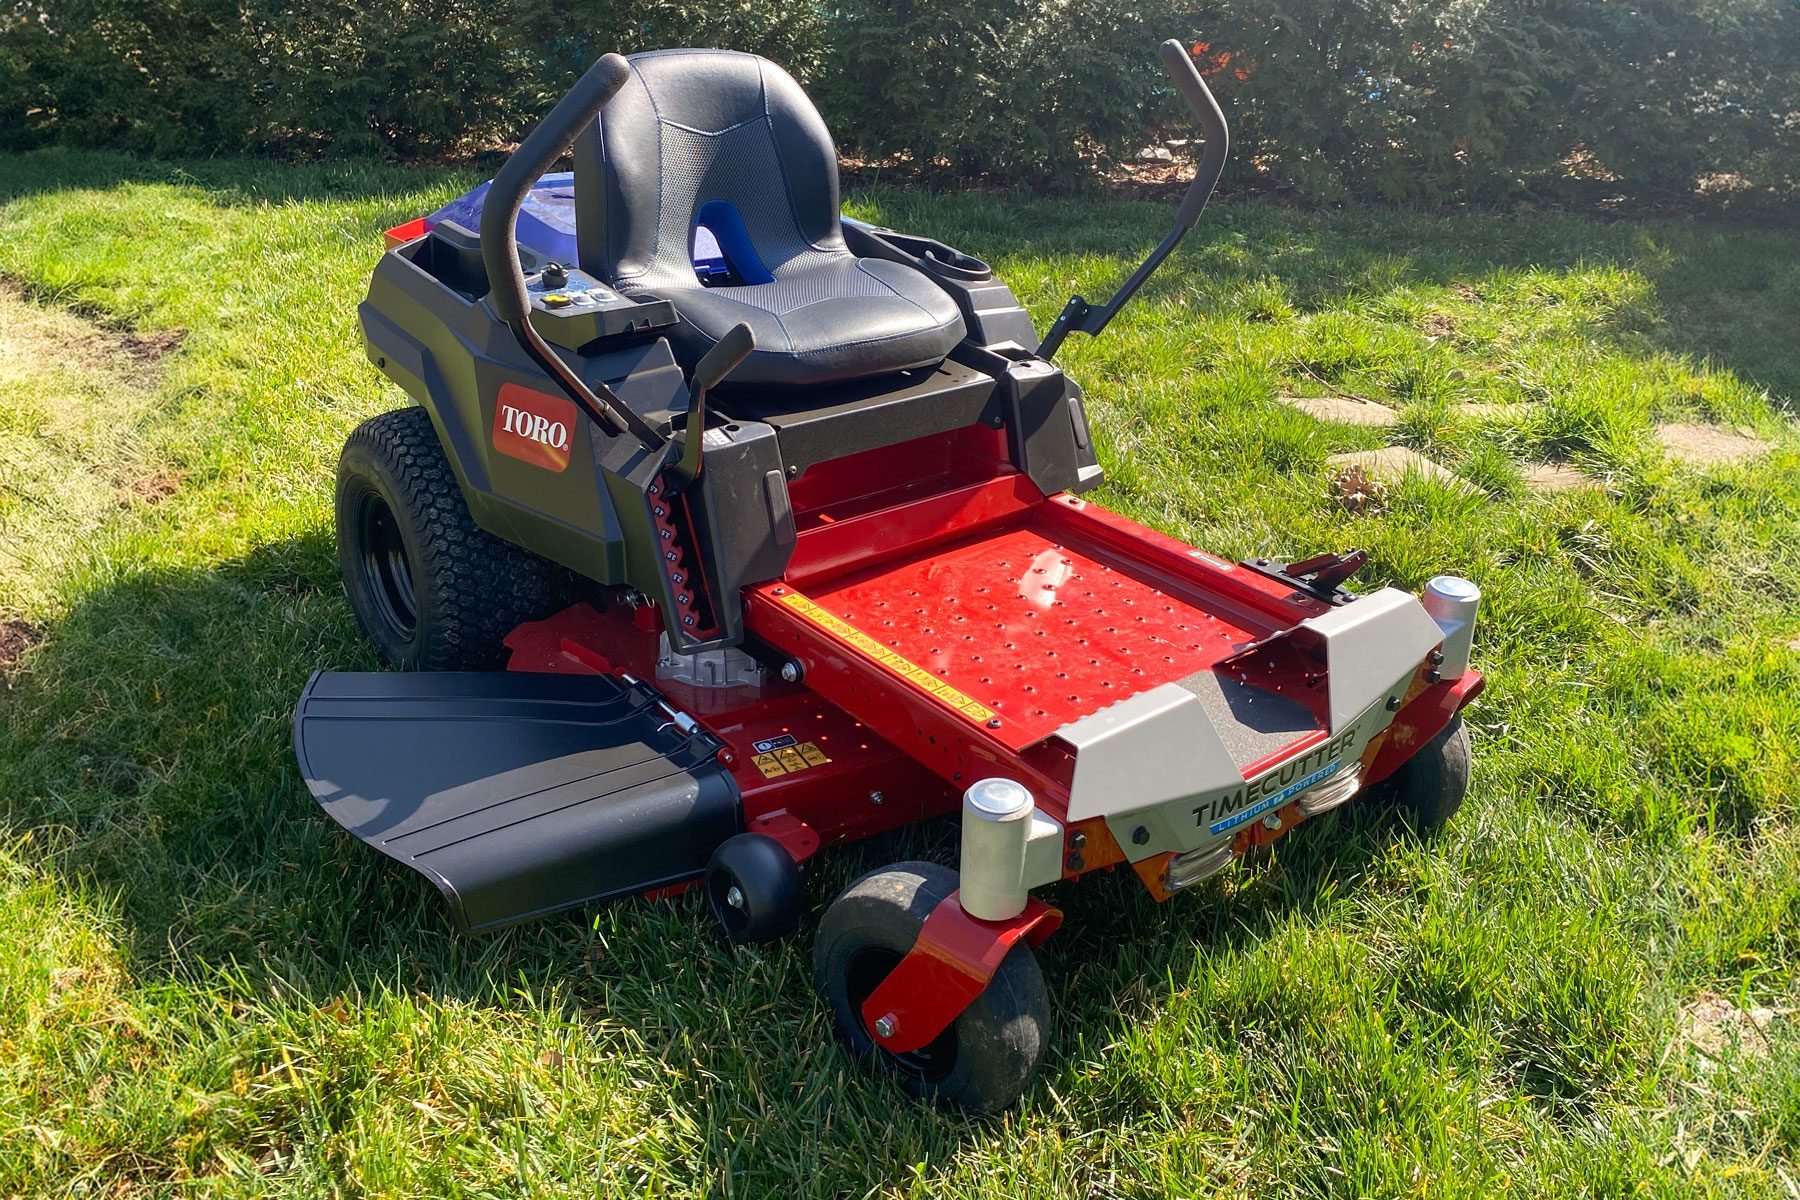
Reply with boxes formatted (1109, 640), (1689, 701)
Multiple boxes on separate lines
(1164, 763), (1365, 891)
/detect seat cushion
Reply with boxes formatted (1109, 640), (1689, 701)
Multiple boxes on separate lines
(643, 256), (966, 387)
(574, 50), (967, 387)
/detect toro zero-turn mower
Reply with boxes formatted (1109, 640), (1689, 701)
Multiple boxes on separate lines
(295, 42), (1484, 1113)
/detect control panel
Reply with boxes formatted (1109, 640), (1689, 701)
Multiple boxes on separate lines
(526, 262), (678, 351)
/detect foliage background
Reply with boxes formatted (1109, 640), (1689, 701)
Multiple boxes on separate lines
(2, 0), (1797, 204)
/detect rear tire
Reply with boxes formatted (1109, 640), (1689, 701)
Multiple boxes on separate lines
(337, 406), (561, 670)
(1370, 716), (1471, 835)
(813, 861), (1049, 1115)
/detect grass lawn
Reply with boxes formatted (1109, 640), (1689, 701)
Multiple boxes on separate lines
(2, 147), (1799, 1197)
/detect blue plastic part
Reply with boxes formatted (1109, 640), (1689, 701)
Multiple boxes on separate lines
(429, 173), (580, 264)
(691, 226), (727, 278)
(692, 200), (772, 283)
(428, 173), (735, 278)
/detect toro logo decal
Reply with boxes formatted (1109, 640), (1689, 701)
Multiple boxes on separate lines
(493, 384), (576, 472)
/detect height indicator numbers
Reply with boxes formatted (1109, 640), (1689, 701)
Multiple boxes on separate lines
(776, 591), (997, 723)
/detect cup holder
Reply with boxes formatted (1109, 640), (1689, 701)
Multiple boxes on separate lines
(922, 245), (992, 281)
(882, 232), (993, 282)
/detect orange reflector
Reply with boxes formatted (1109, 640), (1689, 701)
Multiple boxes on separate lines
(383, 216), (431, 250)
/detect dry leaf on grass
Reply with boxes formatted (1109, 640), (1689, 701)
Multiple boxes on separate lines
(1332, 464), (1390, 515)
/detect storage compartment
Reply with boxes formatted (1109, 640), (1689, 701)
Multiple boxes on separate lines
(399, 221), (490, 300)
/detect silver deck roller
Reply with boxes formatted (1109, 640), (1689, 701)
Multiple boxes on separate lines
(958, 778), (1036, 921)
(1422, 575), (1481, 680)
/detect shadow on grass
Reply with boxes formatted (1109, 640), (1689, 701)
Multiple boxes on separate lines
(1032, 800), (1416, 1105)
(0, 524), (1425, 1150)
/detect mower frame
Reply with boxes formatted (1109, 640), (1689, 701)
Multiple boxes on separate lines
(297, 39), (1486, 1112)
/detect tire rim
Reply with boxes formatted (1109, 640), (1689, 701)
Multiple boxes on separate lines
(354, 489), (417, 642)
(844, 947), (958, 1083)
(707, 868), (750, 938)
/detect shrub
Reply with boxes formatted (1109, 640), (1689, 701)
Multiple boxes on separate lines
(814, 0), (1171, 188)
(2, 0), (1794, 206)
(1180, 0), (1800, 205)
(0, 0), (828, 157)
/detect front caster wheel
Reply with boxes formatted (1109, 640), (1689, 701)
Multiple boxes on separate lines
(706, 833), (802, 944)
(1370, 715), (1471, 836)
(813, 861), (1049, 1115)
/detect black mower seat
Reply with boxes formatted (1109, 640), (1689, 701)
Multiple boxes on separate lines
(574, 49), (965, 388)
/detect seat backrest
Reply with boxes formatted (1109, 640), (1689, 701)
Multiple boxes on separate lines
(573, 49), (848, 292)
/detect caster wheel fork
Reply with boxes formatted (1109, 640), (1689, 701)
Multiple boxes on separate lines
(813, 860), (1052, 1115)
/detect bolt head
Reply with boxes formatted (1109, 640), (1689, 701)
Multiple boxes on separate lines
(1386, 695), (1401, 711)
(1132, 826), (1150, 845)
(780, 661), (802, 683)
(1262, 814), (1282, 830)
(1070, 831), (1087, 850)
(869, 790), (885, 806)
(725, 885), (745, 910)
(873, 1014), (896, 1040)
(1066, 852), (1085, 872)
(986, 717), (1003, 729)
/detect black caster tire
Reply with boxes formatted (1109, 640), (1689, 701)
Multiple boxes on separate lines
(813, 860), (1049, 1115)
(1370, 715), (1471, 836)
(706, 833), (803, 944)
(336, 406), (562, 670)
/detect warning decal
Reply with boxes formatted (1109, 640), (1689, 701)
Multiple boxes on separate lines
(751, 740), (832, 779)
(776, 591), (997, 723)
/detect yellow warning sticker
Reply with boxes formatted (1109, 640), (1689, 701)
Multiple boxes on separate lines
(777, 591), (997, 723)
(752, 740), (832, 779)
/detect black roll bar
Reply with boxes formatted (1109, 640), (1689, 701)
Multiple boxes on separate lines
(479, 53), (664, 449)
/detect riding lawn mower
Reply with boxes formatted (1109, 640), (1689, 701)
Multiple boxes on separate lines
(294, 41), (1484, 1113)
